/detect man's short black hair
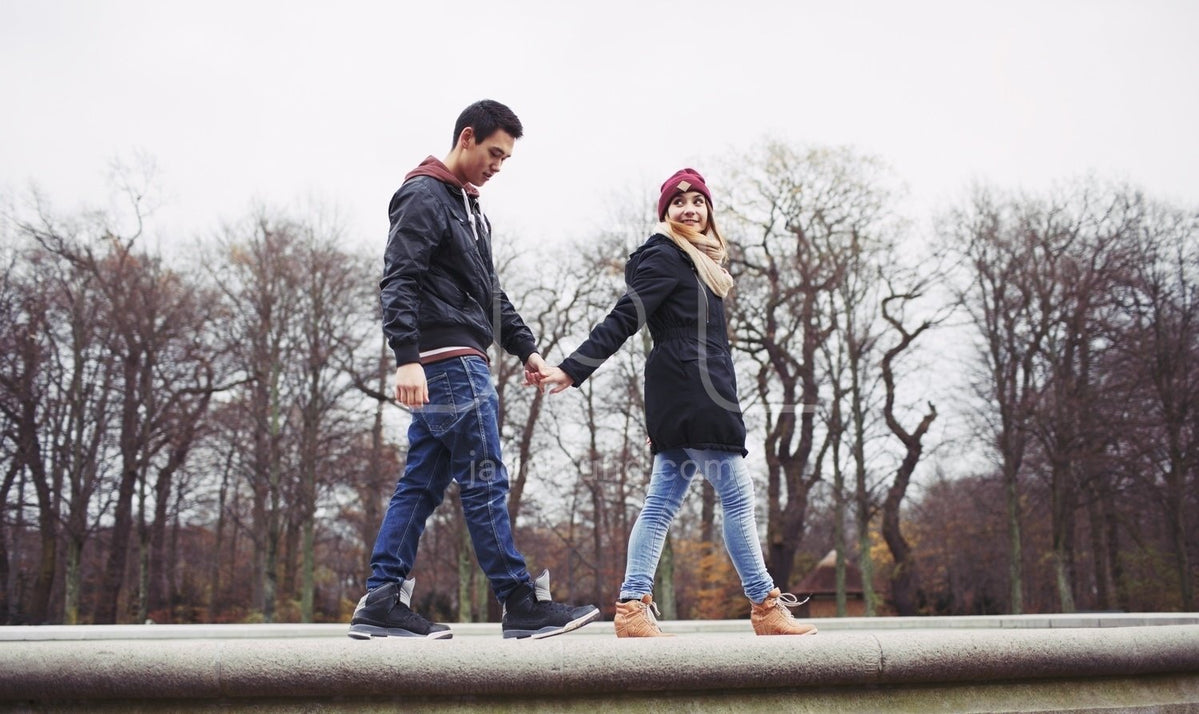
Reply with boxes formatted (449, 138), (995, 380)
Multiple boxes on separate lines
(452, 99), (523, 148)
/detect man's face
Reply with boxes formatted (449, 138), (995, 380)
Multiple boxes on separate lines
(460, 128), (515, 187)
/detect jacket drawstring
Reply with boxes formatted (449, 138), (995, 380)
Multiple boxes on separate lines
(461, 189), (481, 245)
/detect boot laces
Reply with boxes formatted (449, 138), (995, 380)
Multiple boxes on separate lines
(771, 592), (811, 620)
(644, 599), (662, 623)
(775, 592), (810, 609)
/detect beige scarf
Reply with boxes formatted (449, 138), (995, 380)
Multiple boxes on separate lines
(657, 220), (734, 298)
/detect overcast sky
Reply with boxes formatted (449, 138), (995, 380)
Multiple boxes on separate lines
(2, 0), (1197, 255)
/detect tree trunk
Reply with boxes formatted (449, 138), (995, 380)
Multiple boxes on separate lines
(832, 458), (848, 617)
(856, 518), (875, 616)
(455, 493), (474, 622)
(1166, 456), (1194, 611)
(95, 357), (143, 624)
(65, 512), (95, 622)
(701, 478), (716, 609)
(1049, 454), (1077, 613)
(0, 531), (8, 625)
(701, 480), (715, 547)
(1003, 456), (1025, 614)
(251, 483), (267, 614)
(879, 297), (938, 617)
(881, 477), (918, 616)
(827, 383), (848, 617)
(589, 477), (606, 614)
(1103, 490), (1129, 611)
(764, 397), (816, 591)
(507, 388), (545, 525)
(301, 510), (315, 622)
(96, 465), (138, 623)
(264, 484), (281, 623)
(208, 450), (234, 620)
(18, 395), (57, 625)
(148, 443), (188, 622)
(137, 484), (151, 623)
(0, 461), (17, 624)
(851, 374), (876, 616)
(1086, 487), (1111, 610)
(656, 535), (676, 620)
(1168, 494), (1193, 611)
(295, 412), (317, 622)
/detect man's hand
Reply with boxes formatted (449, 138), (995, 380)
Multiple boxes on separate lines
(524, 353), (548, 390)
(394, 363), (428, 408)
(539, 366), (574, 395)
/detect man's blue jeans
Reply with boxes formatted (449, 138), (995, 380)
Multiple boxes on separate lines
(367, 356), (529, 602)
(620, 448), (775, 604)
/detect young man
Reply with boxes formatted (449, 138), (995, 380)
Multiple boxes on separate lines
(348, 100), (600, 640)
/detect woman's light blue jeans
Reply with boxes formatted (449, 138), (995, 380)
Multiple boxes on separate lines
(620, 447), (775, 604)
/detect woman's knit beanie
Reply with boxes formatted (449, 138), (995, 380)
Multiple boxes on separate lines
(657, 168), (713, 220)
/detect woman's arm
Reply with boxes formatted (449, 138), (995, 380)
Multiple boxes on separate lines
(557, 245), (681, 386)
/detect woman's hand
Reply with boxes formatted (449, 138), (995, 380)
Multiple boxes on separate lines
(539, 366), (574, 395)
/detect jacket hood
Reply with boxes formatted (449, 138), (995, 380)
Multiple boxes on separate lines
(631, 233), (687, 265)
(404, 156), (479, 197)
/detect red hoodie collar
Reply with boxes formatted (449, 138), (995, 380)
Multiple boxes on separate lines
(404, 156), (479, 198)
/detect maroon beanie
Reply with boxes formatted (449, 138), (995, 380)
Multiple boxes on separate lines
(657, 168), (713, 220)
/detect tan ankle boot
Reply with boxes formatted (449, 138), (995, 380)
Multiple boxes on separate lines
(614, 595), (673, 637)
(750, 588), (818, 636)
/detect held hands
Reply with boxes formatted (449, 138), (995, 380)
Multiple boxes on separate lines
(521, 354), (573, 395)
(538, 365), (573, 395)
(397, 356), (570, 408)
(524, 353), (548, 389)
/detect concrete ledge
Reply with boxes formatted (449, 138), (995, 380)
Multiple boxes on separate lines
(4, 611), (1196, 641)
(2, 619), (1198, 712)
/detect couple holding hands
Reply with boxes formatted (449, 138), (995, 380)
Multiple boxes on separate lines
(348, 100), (817, 641)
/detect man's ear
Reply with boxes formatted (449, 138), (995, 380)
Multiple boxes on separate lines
(458, 126), (475, 149)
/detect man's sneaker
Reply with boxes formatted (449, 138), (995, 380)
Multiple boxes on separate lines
(501, 569), (600, 640)
(347, 579), (452, 640)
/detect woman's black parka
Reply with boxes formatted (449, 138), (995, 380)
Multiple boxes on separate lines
(559, 234), (746, 456)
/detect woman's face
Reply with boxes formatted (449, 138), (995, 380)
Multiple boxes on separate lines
(666, 191), (709, 233)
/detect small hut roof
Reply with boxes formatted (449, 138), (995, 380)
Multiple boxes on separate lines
(794, 549), (863, 594)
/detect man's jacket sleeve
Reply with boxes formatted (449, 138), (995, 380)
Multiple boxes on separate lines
(495, 286), (537, 364)
(380, 183), (440, 366)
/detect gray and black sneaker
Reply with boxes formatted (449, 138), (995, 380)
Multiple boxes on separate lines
(347, 579), (452, 640)
(501, 569), (600, 640)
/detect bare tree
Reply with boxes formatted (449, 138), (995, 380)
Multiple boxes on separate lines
(286, 225), (375, 621)
(943, 188), (1048, 613)
(8, 182), (216, 623)
(534, 227), (652, 612)
(1110, 198), (1199, 610)
(343, 315), (407, 588)
(819, 206), (900, 616)
(0, 231), (60, 624)
(877, 281), (947, 615)
(1010, 185), (1137, 612)
(724, 140), (895, 589)
(206, 212), (301, 621)
(944, 181), (1196, 614)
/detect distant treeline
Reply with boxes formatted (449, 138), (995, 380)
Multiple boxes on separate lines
(1, 140), (1195, 624)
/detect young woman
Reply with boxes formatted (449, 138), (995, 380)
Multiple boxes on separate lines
(541, 168), (816, 637)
